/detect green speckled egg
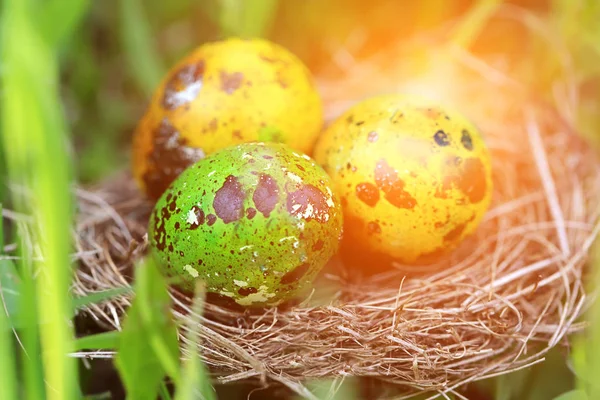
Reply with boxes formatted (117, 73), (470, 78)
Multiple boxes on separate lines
(148, 142), (344, 306)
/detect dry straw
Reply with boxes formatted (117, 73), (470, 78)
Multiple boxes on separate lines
(15, 5), (600, 400)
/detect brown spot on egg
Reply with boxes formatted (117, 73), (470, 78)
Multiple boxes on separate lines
(232, 130), (242, 139)
(259, 53), (289, 66)
(419, 107), (443, 119)
(143, 118), (205, 199)
(442, 158), (487, 203)
(312, 239), (324, 251)
(253, 174), (279, 217)
(433, 130), (450, 146)
(162, 60), (205, 110)
(444, 223), (467, 242)
(189, 205), (205, 229)
(246, 207), (257, 219)
(384, 179), (417, 209)
(367, 221), (382, 235)
(374, 159), (417, 209)
(238, 286), (258, 296)
(461, 130), (474, 150)
(367, 131), (379, 142)
(287, 184), (331, 223)
(207, 118), (218, 132)
(458, 158), (487, 203)
(356, 182), (379, 207)
(276, 73), (288, 89)
(220, 71), (244, 94)
(374, 159), (397, 192)
(213, 175), (246, 223)
(280, 262), (310, 284)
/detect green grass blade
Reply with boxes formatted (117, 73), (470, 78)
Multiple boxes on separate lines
(0, 210), (17, 400)
(0, 258), (21, 320)
(175, 283), (216, 400)
(37, 0), (91, 48)
(217, 0), (279, 38)
(159, 382), (173, 400)
(115, 258), (181, 400)
(74, 331), (121, 351)
(1, 0), (78, 397)
(553, 390), (588, 400)
(18, 230), (46, 400)
(119, 0), (165, 96)
(73, 287), (133, 310)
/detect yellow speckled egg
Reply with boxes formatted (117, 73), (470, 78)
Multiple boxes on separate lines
(314, 94), (493, 265)
(133, 38), (323, 199)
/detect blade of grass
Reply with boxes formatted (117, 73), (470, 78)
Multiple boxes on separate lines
(201, 0), (278, 38)
(18, 227), (46, 400)
(175, 282), (216, 400)
(0, 210), (17, 400)
(2, 2), (46, 397)
(553, 390), (587, 400)
(73, 287), (133, 310)
(0, 258), (21, 320)
(119, 0), (165, 97)
(115, 258), (181, 400)
(1, 0), (78, 398)
(37, 0), (91, 48)
(159, 382), (173, 400)
(74, 331), (120, 351)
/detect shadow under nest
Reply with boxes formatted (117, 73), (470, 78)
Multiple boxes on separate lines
(71, 43), (600, 400)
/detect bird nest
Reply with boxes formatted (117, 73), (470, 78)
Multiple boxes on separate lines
(71, 15), (600, 400)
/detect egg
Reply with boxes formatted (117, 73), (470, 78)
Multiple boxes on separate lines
(148, 142), (343, 306)
(133, 38), (323, 199)
(314, 94), (493, 264)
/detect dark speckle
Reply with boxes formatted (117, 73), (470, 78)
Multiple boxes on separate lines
(367, 221), (382, 234)
(434, 130), (450, 146)
(189, 205), (205, 229)
(207, 214), (217, 226)
(444, 223), (467, 242)
(280, 262), (310, 284)
(246, 207), (257, 219)
(312, 239), (324, 251)
(461, 130), (474, 151)
(213, 175), (246, 223)
(220, 71), (244, 94)
(238, 286), (258, 296)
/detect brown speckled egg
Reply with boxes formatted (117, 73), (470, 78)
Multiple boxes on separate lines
(132, 38), (323, 199)
(148, 142), (343, 307)
(314, 94), (493, 264)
